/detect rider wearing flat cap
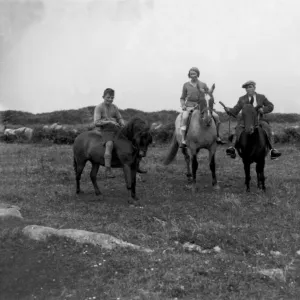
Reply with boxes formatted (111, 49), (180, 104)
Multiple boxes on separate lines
(224, 80), (281, 160)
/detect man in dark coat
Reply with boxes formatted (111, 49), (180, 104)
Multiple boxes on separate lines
(224, 80), (281, 160)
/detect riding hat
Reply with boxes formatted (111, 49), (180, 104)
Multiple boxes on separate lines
(242, 80), (256, 88)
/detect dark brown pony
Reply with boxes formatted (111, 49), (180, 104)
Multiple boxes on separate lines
(73, 117), (152, 206)
(236, 104), (270, 192)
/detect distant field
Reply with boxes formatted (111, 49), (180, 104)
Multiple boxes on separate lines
(219, 120), (300, 136)
(1, 142), (300, 299)
(2, 120), (300, 146)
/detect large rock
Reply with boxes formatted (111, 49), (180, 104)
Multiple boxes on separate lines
(0, 204), (23, 219)
(23, 225), (153, 253)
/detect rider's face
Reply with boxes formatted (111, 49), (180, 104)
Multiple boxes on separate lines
(103, 93), (114, 105)
(189, 70), (198, 80)
(246, 85), (255, 95)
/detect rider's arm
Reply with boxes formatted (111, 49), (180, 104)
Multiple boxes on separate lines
(180, 83), (187, 109)
(227, 98), (244, 117)
(94, 104), (106, 127)
(261, 95), (274, 114)
(114, 105), (125, 127)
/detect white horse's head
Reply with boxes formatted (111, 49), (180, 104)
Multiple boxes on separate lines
(202, 84), (215, 126)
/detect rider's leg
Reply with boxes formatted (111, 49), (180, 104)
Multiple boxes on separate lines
(226, 126), (241, 159)
(180, 110), (189, 147)
(104, 140), (115, 178)
(260, 122), (281, 160)
(212, 112), (226, 144)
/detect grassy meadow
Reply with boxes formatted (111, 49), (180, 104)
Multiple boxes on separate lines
(1, 138), (300, 299)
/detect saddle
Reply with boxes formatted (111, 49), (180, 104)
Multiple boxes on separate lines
(183, 104), (215, 138)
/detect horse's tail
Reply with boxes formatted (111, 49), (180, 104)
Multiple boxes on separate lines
(163, 132), (179, 165)
(73, 156), (77, 175)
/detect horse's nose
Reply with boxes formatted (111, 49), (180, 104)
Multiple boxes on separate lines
(246, 126), (254, 134)
(205, 116), (212, 127)
(139, 150), (146, 157)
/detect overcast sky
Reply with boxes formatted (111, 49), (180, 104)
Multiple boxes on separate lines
(0, 0), (300, 114)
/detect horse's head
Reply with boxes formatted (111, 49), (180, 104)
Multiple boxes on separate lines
(133, 130), (153, 157)
(200, 85), (215, 127)
(242, 104), (258, 134)
(122, 117), (153, 157)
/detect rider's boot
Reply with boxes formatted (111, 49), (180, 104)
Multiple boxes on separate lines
(270, 149), (281, 160)
(215, 122), (226, 145)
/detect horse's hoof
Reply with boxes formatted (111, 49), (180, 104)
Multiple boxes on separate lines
(95, 191), (102, 196)
(128, 200), (143, 208)
(213, 184), (220, 190)
(76, 190), (84, 194)
(184, 184), (192, 190)
(97, 194), (104, 201)
(186, 177), (193, 184)
(246, 188), (250, 193)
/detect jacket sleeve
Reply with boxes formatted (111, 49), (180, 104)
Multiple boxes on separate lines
(261, 95), (274, 114)
(228, 98), (244, 117)
(180, 83), (187, 107)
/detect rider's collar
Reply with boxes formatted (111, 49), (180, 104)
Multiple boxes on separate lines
(189, 80), (198, 87)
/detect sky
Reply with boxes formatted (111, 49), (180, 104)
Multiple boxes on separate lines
(0, 0), (300, 114)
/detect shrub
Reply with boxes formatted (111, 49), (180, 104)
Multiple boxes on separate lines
(274, 127), (300, 144)
(151, 123), (175, 144)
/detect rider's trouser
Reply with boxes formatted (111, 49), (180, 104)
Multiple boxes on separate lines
(104, 141), (114, 168)
(180, 109), (220, 130)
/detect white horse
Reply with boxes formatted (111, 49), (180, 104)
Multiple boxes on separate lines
(164, 84), (220, 193)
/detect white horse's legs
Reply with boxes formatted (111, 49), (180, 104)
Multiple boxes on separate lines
(208, 144), (220, 189)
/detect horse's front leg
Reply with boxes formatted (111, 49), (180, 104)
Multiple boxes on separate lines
(181, 147), (192, 183)
(243, 159), (251, 192)
(90, 163), (101, 196)
(209, 145), (220, 190)
(123, 164), (140, 206)
(256, 159), (266, 191)
(191, 155), (198, 194)
(209, 153), (220, 190)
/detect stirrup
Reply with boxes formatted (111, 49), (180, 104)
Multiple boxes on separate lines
(216, 138), (226, 145)
(105, 168), (115, 178)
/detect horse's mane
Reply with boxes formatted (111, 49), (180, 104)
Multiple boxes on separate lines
(242, 103), (256, 113)
(121, 117), (149, 140)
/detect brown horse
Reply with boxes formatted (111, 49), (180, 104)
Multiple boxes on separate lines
(235, 104), (270, 192)
(73, 117), (152, 206)
(164, 85), (220, 193)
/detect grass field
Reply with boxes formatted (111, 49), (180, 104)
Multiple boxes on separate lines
(1, 141), (300, 300)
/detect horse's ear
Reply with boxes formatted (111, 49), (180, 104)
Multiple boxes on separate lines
(208, 83), (215, 95)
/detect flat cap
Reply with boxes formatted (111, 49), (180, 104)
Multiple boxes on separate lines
(242, 80), (256, 88)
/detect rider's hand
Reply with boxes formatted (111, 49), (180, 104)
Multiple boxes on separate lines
(182, 105), (187, 111)
(258, 107), (264, 114)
